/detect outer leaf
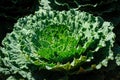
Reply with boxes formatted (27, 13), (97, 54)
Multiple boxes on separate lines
(39, 0), (120, 26)
(0, 0), (40, 46)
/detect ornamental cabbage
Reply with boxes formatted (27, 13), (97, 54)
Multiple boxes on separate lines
(0, 9), (115, 79)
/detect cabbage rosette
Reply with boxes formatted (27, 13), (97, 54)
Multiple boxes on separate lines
(1, 9), (115, 74)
